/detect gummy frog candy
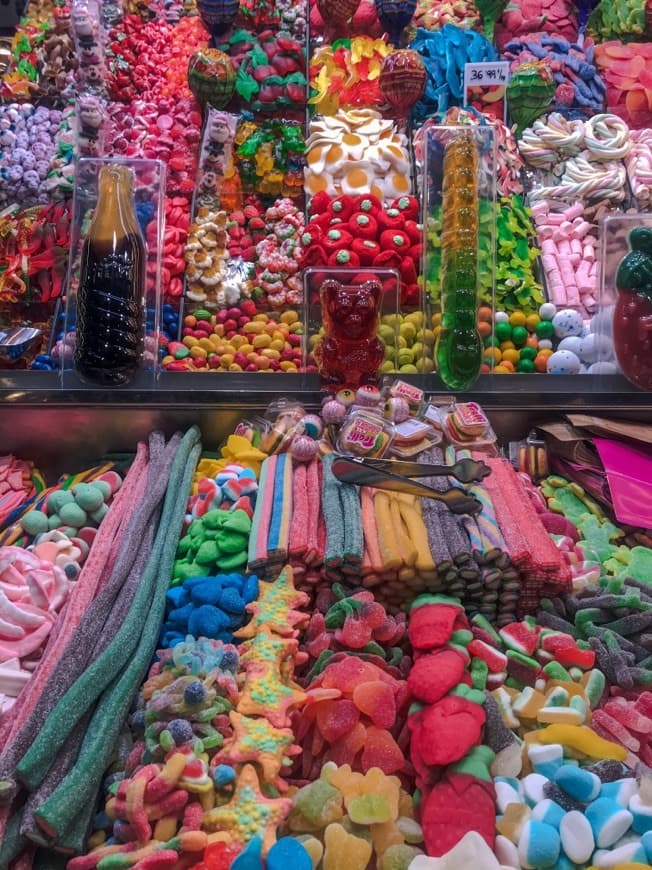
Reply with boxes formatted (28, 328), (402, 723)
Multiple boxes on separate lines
(613, 227), (652, 391)
(314, 278), (385, 390)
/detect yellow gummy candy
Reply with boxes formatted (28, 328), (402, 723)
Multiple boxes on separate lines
(537, 706), (584, 726)
(536, 724), (627, 761)
(296, 835), (324, 868)
(370, 819), (404, 857)
(512, 687), (546, 719)
(359, 768), (401, 821)
(323, 822), (372, 870)
(496, 803), (531, 844)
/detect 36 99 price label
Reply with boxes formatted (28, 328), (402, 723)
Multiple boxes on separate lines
(463, 62), (510, 122)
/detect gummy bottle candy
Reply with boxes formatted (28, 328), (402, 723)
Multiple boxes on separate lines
(435, 135), (483, 391)
(613, 227), (652, 391)
(75, 164), (145, 386)
(314, 278), (385, 389)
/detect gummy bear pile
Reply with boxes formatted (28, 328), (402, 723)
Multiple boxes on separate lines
(2, 393), (652, 869)
(1, 0), (651, 385)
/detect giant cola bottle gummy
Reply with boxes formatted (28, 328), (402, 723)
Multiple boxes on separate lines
(75, 164), (145, 386)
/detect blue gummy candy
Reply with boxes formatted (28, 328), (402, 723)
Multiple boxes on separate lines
(167, 603), (193, 628)
(267, 837), (312, 870)
(220, 573), (245, 590)
(184, 575), (213, 589)
(190, 579), (223, 607)
(231, 834), (263, 870)
(188, 605), (229, 639)
(220, 588), (245, 615)
(166, 587), (190, 610)
(213, 764), (236, 788)
(243, 575), (259, 603)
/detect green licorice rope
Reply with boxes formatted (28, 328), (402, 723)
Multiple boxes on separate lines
(16, 426), (201, 795)
(30, 430), (201, 848)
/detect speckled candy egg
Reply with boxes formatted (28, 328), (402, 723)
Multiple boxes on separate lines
(291, 435), (319, 462)
(546, 349), (581, 375)
(552, 308), (584, 339)
(322, 399), (347, 424)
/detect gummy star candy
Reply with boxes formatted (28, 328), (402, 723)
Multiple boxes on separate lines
(235, 565), (309, 640)
(238, 629), (307, 727)
(203, 763), (292, 853)
(214, 711), (300, 787)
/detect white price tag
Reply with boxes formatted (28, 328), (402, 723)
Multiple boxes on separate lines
(463, 62), (510, 121)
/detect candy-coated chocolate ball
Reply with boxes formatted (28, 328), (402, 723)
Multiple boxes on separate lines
(494, 322), (512, 342)
(535, 320), (555, 340)
(494, 311), (509, 323)
(516, 358), (536, 373)
(509, 311), (527, 327)
(520, 346), (537, 361)
(512, 325), (528, 347)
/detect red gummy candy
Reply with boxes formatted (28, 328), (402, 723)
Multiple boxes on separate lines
(408, 603), (463, 650)
(421, 773), (496, 857)
(337, 615), (374, 649)
(360, 725), (405, 775)
(553, 646), (596, 669)
(321, 658), (380, 694)
(604, 699), (652, 736)
(352, 680), (396, 728)
(407, 649), (467, 704)
(326, 720), (368, 767)
(200, 841), (242, 869)
(316, 699), (360, 743)
(419, 696), (486, 766)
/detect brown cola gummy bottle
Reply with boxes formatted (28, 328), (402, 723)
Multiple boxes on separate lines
(75, 164), (145, 386)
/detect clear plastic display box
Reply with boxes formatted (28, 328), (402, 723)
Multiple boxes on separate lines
(595, 211), (652, 390)
(420, 124), (496, 387)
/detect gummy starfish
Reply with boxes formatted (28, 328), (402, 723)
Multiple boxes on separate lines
(235, 565), (309, 640)
(238, 629), (306, 728)
(203, 763), (292, 853)
(215, 711), (300, 787)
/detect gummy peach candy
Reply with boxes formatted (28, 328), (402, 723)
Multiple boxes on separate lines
(323, 822), (372, 870)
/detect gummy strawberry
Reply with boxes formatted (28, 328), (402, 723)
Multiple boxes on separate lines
(408, 597), (465, 650)
(421, 770), (496, 857)
(407, 649), (467, 704)
(352, 680), (396, 728)
(419, 696), (486, 766)
(316, 699), (360, 743)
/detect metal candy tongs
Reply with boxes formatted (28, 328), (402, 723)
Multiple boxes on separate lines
(331, 454), (490, 516)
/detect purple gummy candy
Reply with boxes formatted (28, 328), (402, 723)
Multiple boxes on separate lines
(183, 681), (206, 705)
(167, 718), (194, 745)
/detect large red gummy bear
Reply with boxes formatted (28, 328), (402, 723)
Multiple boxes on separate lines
(314, 278), (384, 389)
